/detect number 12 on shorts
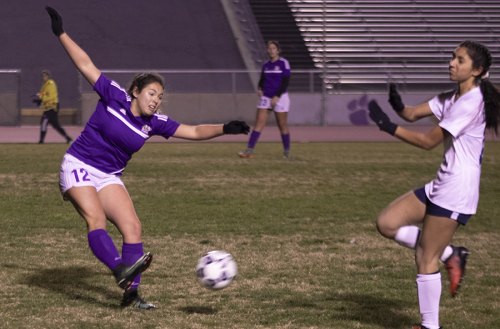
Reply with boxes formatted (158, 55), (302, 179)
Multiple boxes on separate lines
(71, 168), (90, 182)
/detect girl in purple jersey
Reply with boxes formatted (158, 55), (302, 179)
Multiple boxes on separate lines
(238, 40), (292, 159)
(368, 41), (500, 329)
(46, 7), (249, 309)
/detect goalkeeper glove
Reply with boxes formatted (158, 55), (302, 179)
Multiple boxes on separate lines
(368, 100), (397, 135)
(388, 83), (405, 113)
(223, 121), (250, 134)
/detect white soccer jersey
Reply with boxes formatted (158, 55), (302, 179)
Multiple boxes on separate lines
(425, 86), (486, 214)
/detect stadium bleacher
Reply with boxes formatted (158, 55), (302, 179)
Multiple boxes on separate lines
(286, 0), (500, 91)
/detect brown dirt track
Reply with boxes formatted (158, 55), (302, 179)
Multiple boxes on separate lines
(0, 125), (461, 144)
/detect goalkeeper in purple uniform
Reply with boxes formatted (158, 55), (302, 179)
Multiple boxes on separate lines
(46, 7), (249, 309)
(238, 40), (292, 159)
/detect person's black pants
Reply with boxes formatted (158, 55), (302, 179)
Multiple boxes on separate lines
(39, 109), (71, 143)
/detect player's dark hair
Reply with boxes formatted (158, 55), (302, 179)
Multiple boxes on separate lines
(460, 40), (500, 135)
(128, 72), (165, 99)
(267, 40), (281, 53)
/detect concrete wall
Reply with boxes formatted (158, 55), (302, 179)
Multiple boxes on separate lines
(80, 91), (437, 126)
(0, 93), (19, 126)
(291, 92), (435, 125)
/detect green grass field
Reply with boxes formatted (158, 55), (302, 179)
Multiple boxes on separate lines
(0, 142), (499, 329)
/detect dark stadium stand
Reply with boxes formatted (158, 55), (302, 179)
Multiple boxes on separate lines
(248, 0), (316, 70)
(247, 0), (321, 92)
(2, 0), (249, 112)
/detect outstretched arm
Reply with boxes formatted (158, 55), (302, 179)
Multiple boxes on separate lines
(369, 100), (443, 150)
(46, 7), (100, 86)
(394, 125), (444, 150)
(174, 124), (224, 140)
(173, 121), (250, 140)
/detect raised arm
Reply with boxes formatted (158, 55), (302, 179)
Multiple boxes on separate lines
(388, 83), (434, 122)
(46, 7), (100, 86)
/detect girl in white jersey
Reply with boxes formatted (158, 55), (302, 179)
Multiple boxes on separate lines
(368, 41), (500, 329)
(46, 7), (249, 310)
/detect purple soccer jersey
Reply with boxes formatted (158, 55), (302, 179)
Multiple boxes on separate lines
(260, 57), (291, 98)
(67, 74), (180, 175)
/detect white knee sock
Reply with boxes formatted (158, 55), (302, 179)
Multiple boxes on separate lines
(394, 225), (420, 249)
(440, 245), (453, 262)
(394, 226), (453, 262)
(416, 272), (442, 329)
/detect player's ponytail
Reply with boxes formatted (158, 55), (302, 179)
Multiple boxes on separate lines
(460, 41), (500, 135)
(480, 78), (500, 135)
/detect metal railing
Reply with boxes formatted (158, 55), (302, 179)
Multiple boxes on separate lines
(73, 68), (498, 126)
(77, 67), (494, 95)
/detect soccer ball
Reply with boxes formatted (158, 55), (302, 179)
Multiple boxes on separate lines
(196, 250), (237, 290)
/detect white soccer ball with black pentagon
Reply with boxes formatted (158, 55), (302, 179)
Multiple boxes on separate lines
(196, 250), (237, 290)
